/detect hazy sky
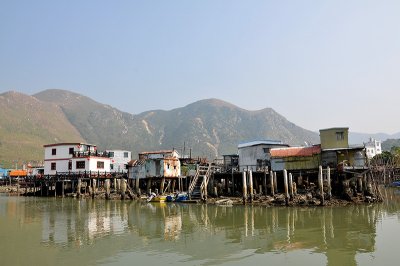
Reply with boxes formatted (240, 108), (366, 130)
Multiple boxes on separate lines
(1, 1), (400, 134)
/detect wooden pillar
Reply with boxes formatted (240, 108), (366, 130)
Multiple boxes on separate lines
(249, 170), (254, 203)
(62, 181), (65, 197)
(283, 170), (289, 205)
(171, 179), (176, 192)
(135, 177), (140, 194)
(77, 179), (82, 197)
(357, 176), (363, 193)
(121, 179), (127, 200)
(105, 179), (111, 200)
(318, 166), (325, 205)
(288, 173), (293, 199)
(270, 171), (275, 196)
(327, 167), (332, 198)
(147, 178), (152, 194)
(242, 171), (247, 204)
(160, 177), (165, 194)
(263, 170), (267, 196)
(114, 178), (117, 193)
(273, 172), (278, 193)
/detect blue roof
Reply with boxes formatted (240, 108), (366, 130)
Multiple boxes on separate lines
(238, 140), (287, 148)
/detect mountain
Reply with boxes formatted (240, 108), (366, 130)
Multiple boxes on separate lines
(348, 132), (400, 145)
(1, 89), (319, 167)
(382, 139), (400, 152)
(0, 91), (84, 167)
(34, 89), (319, 157)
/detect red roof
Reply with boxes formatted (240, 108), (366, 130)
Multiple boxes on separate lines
(270, 145), (321, 158)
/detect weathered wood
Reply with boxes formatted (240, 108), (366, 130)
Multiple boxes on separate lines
(289, 173), (293, 199)
(249, 170), (254, 203)
(263, 170), (267, 195)
(121, 179), (127, 200)
(283, 170), (289, 205)
(327, 167), (331, 198)
(273, 172), (278, 193)
(105, 179), (111, 200)
(242, 171), (247, 204)
(270, 171), (275, 196)
(318, 166), (324, 206)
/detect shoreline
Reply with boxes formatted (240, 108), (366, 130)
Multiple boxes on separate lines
(0, 185), (378, 207)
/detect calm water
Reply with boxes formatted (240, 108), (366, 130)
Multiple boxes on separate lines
(1, 188), (400, 266)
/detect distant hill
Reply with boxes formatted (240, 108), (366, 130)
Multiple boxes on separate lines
(349, 132), (400, 145)
(34, 89), (320, 160)
(382, 139), (400, 152)
(0, 91), (84, 168)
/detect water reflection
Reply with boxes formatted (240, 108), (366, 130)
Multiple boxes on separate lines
(1, 188), (400, 265)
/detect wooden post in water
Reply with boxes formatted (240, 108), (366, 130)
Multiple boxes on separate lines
(92, 179), (97, 198)
(249, 170), (254, 203)
(274, 172), (278, 193)
(77, 178), (82, 198)
(121, 179), (127, 200)
(114, 178), (117, 193)
(105, 179), (111, 200)
(160, 177), (165, 194)
(289, 173), (293, 199)
(263, 169), (267, 195)
(327, 167), (332, 199)
(135, 177), (140, 194)
(318, 166), (324, 205)
(242, 171), (247, 204)
(171, 179), (176, 192)
(62, 181), (65, 197)
(270, 171), (275, 196)
(283, 169), (289, 205)
(357, 175), (363, 193)
(147, 178), (152, 194)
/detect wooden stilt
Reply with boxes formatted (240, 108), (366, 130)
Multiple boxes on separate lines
(242, 171), (247, 204)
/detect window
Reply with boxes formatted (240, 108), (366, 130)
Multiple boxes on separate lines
(68, 161), (72, 170)
(263, 148), (269, 153)
(69, 148), (74, 155)
(76, 161), (85, 169)
(52, 148), (56, 155)
(51, 162), (56, 170)
(97, 161), (104, 169)
(124, 152), (129, 158)
(110, 164), (114, 170)
(109, 152), (114, 157)
(336, 132), (344, 141)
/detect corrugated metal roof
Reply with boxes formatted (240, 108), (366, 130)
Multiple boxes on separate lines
(139, 150), (176, 155)
(271, 145), (321, 158)
(238, 140), (287, 149)
(43, 142), (95, 147)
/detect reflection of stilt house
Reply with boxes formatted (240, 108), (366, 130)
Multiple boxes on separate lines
(128, 150), (182, 194)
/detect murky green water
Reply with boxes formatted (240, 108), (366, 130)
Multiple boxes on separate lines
(1, 188), (400, 266)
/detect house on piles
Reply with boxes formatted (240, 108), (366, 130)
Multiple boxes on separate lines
(238, 140), (289, 172)
(270, 145), (321, 172)
(43, 143), (111, 175)
(128, 150), (182, 193)
(319, 127), (367, 171)
(128, 150), (181, 180)
(106, 150), (132, 173)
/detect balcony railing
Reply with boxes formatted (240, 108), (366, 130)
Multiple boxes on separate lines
(73, 151), (110, 158)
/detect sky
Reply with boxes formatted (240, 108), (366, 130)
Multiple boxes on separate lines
(1, 0), (400, 134)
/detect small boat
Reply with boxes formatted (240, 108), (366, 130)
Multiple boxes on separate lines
(165, 192), (189, 202)
(175, 192), (189, 202)
(390, 181), (400, 187)
(147, 192), (167, 202)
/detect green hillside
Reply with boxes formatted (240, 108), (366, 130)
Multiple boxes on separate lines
(0, 91), (85, 168)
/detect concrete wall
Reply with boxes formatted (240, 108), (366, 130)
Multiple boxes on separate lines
(320, 128), (349, 150)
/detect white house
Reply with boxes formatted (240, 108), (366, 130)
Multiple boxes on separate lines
(43, 143), (111, 175)
(238, 140), (289, 172)
(364, 137), (382, 159)
(128, 150), (181, 179)
(106, 150), (131, 173)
